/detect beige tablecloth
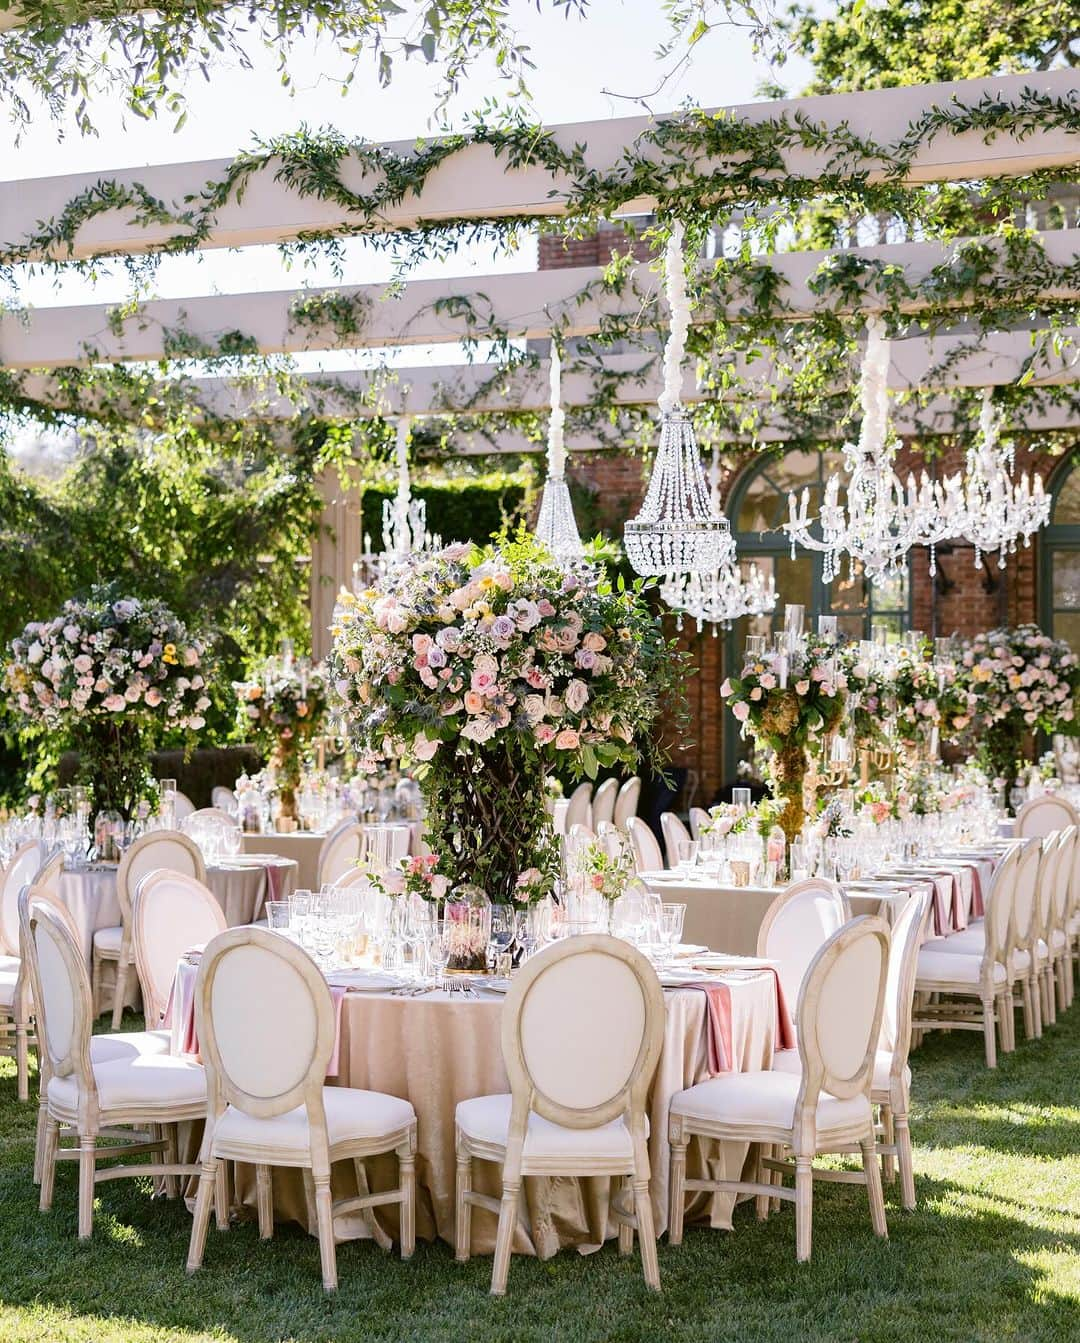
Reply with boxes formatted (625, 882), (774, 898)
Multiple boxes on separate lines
(215, 972), (779, 1255)
(241, 823), (424, 890)
(60, 857), (296, 1008)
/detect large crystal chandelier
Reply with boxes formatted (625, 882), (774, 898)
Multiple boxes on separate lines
(624, 221), (733, 577)
(533, 343), (585, 563)
(783, 314), (964, 585)
(661, 448), (777, 633)
(353, 418), (441, 589)
(960, 388), (1049, 570)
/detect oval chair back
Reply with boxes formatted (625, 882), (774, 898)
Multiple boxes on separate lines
(1016, 794), (1078, 838)
(564, 782), (594, 834)
(626, 817), (664, 875)
(591, 778), (619, 829)
(184, 807), (236, 828)
(688, 807), (710, 843)
(613, 777), (641, 831)
(316, 820), (365, 888)
(132, 870), (227, 1027)
(117, 831), (207, 931)
(27, 904), (94, 1102)
(660, 813), (691, 869)
(980, 841), (1021, 982)
(172, 790), (197, 823)
(1008, 838), (1042, 962)
(879, 889), (932, 1073)
(210, 787), (237, 813)
(1050, 825), (1076, 933)
(1, 841), (45, 957)
(794, 917), (890, 1126)
(757, 879), (851, 1033)
(500, 933), (664, 1134)
(195, 928), (336, 1165)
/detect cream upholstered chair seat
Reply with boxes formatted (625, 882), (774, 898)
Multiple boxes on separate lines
(90, 1030), (170, 1064)
(916, 948), (1008, 985)
(92, 926), (123, 954)
(672, 1070), (872, 1135)
(456, 1093), (645, 1164)
(772, 1046), (910, 1097)
(211, 1087), (415, 1160)
(47, 1053), (206, 1117)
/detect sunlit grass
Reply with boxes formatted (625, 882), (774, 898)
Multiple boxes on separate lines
(0, 1004), (1078, 1343)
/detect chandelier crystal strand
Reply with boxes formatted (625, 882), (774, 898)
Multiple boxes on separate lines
(661, 448), (777, 633)
(533, 343), (585, 563)
(961, 388), (1049, 570)
(354, 418), (442, 590)
(782, 314), (962, 585)
(624, 220), (733, 577)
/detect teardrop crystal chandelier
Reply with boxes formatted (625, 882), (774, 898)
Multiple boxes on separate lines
(661, 447), (777, 633)
(960, 388), (1049, 570)
(533, 343), (585, 563)
(783, 314), (964, 585)
(624, 221), (733, 577)
(353, 418), (441, 590)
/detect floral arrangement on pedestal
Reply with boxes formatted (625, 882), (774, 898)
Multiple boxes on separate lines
(233, 655), (328, 823)
(842, 652), (891, 749)
(720, 636), (847, 844)
(891, 643), (946, 749)
(952, 625), (1079, 797)
(329, 533), (680, 905)
(3, 585), (212, 816)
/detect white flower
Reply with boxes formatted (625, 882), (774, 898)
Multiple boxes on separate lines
(27, 641), (43, 664)
(564, 679), (589, 713)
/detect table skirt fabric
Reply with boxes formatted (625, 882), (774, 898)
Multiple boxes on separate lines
(180, 973), (779, 1256)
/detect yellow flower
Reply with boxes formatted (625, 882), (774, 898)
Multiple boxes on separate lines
(162, 643), (178, 665)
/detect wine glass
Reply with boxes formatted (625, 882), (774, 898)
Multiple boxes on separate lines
(489, 904), (516, 971)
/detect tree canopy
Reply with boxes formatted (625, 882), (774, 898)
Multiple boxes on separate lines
(787, 0), (1080, 94)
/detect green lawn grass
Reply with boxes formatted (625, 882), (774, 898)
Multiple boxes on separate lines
(1, 1009), (1078, 1343)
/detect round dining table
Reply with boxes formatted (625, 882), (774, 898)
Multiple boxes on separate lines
(172, 965), (783, 1256)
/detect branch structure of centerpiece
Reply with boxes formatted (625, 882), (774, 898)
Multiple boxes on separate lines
(3, 584), (212, 817)
(329, 532), (681, 923)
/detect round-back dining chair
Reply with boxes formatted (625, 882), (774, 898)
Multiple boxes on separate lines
(1015, 794), (1078, 838)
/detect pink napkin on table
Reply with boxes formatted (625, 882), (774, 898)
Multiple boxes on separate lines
(697, 983), (734, 1074)
(968, 862), (986, 918)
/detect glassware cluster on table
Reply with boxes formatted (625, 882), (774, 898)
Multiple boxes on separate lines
(233, 767), (422, 835)
(261, 825), (689, 990)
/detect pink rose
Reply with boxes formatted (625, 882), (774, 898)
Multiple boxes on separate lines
(795, 680), (810, 695)
(731, 701), (750, 723)
(720, 678), (733, 697)
(145, 687), (163, 706)
(534, 724), (556, 745)
(564, 679), (589, 713)
(103, 694), (126, 712)
(412, 732), (440, 761)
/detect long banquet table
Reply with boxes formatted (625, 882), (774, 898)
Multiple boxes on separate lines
(173, 968), (783, 1255)
(642, 851), (999, 955)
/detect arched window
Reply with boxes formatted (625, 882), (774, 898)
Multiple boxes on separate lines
(1041, 457), (1080, 652)
(721, 448), (912, 782)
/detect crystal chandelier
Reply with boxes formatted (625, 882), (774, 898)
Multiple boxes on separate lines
(661, 448), (777, 633)
(353, 418), (441, 590)
(783, 314), (964, 585)
(960, 388), (1049, 570)
(533, 343), (585, 563)
(624, 221), (733, 577)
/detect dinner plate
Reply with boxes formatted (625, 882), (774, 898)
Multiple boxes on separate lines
(470, 977), (512, 994)
(657, 968), (714, 986)
(327, 970), (407, 993)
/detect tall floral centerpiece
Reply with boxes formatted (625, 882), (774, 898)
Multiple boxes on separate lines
(329, 535), (678, 906)
(233, 654), (328, 823)
(892, 641), (946, 754)
(3, 586), (212, 816)
(952, 625), (1079, 798)
(721, 636), (847, 844)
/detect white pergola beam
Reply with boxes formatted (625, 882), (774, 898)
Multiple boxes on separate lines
(6, 229), (1080, 371)
(13, 327), (1080, 425)
(2, 71), (1079, 262)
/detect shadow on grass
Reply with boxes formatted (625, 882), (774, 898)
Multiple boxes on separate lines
(0, 1014), (1077, 1342)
